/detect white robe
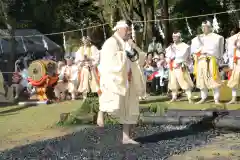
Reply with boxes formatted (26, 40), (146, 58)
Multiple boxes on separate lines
(99, 32), (144, 124)
(226, 32), (240, 89)
(58, 65), (79, 93)
(74, 45), (100, 65)
(74, 45), (100, 93)
(165, 42), (193, 91)
(226, 33), (240, 69)
(191, 32), (224, 58)
(191, 33), (224, 90)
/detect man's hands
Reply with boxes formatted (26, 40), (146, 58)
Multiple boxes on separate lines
(128, 39), (137, 49)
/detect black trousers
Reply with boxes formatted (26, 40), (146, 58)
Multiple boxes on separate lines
(151, 77), (168, 94)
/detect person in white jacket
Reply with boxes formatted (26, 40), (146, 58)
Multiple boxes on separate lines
(97, 20), (145, 144)
(226, 32), (240, 104)
(56, 56), (79, 100)
(165, 31), (194, 103)
(191, 20), (224, 104)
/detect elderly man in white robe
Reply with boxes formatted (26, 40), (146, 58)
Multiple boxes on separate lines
(74, 36), (100, 99)
(226, 32), (240, 104)
(97, 20), (145, 144)
(191, 20), (224, 104)
(166, 32), (194, 103)
(56, 56), (79, 100)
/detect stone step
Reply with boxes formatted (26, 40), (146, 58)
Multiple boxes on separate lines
(139, 115), (204, 125)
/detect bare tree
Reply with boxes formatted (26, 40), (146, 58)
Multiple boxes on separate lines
(0, 0), (16, 85)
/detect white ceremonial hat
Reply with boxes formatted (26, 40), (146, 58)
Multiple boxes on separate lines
(172, 32), (181, 37)
(202, 20), (212, 27)
(112, 20), (130, 31)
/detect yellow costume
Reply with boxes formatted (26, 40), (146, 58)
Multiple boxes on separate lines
(166, 41), (193, 102)
(75, 45), (100, 95)
(191, 30), (224, 103)
(226, 32), (240, 103)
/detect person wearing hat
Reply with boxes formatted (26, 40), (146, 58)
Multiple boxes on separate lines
(74, 36), (100, 99)
(191, 20), (224, 104)
(225, 30), (240, 104)
(97, 20), (145, 144)
(56, 56), (79, 100)
(148, 37), (163, 53)
(166, 31), (194, 103)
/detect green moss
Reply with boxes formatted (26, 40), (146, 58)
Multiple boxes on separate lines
(58, 94), (119, 126)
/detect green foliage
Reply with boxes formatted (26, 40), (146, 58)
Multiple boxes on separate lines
(171, 0), (238, 41)
(149, 103), (158, 113)
(58, 94), (119, 126)
(6, 0), (104, 47)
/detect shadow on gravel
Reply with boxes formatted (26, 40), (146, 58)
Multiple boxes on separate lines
(136, 117), (214, 144)
(0, 122), (219, 160)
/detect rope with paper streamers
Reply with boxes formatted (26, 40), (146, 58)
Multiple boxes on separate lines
(0, 8), (239, 38)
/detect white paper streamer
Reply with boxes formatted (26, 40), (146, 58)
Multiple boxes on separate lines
(158, 24), (165, 39)
(42, 36), (48, 50)
(0, 39), (3, 54)
(102, 25), (107, 40)
(213, 14), (220, 33)
(21, 36), (27, 52)
(63, 33), (66, 51)
(131, 24), (136, 41)
(81, 29), (84, 37)
(154, 15), (157, 27)
(185, 18), (192, 35)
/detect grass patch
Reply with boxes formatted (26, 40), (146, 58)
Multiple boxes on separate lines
(0, 100), (83, 151)
(58, 96), (119, 126)
(140, 92), (240, 111)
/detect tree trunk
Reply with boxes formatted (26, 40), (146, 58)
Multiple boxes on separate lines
(162, 0), (170, 47)
(139, 0), (147, 49)
(112, 0), (121, 24)
(0, 0), (16, 86)
(146, 0), (155, 46)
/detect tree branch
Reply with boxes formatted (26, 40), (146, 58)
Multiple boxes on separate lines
(118, 0), (131, 20)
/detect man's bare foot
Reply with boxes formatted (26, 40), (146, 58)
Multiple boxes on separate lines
(226, 99), (237, 105)
(195, 99), (206, 104)
(169, 98), (177, 103)
(188, 99), (193, 104)
(215, 101), (221, 105)
(97, 120), (104, 127)
(97, 111), (104, 127)
(122, 139), (140, 145)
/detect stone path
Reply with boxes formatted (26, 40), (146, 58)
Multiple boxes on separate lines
(0, 124), (222, 160)
(169, 132), (240, 160)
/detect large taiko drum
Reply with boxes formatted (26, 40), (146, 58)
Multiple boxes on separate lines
(28, 60), (59, 101)
(28, 60), (57, 82)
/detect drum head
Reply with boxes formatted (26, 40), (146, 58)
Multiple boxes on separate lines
(28, 61), (46, 81)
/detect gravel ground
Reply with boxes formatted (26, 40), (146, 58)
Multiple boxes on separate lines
(0, 123), (222, 160)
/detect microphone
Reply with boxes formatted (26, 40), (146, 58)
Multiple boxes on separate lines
(125, 40), (139, 62)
